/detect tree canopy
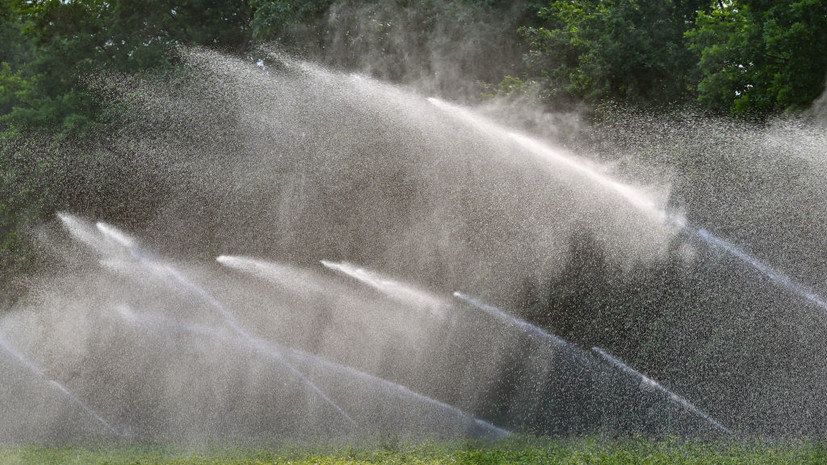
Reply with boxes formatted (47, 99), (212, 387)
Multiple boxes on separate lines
(0, 0), (256, 136)
(2, 0), (825, 131)
(687, 0), (827, 116)
(520, 0), (707, 106)
(518, 0), (827, 116)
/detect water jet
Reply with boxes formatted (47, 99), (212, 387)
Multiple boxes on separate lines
(61, 214), (357, 429)
(0, 331), (120, 436)
(321, 260), (448, 316)
(114, 304), (509, 439)
(591, 347), (733, 436)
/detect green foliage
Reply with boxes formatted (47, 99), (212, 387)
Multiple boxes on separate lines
(2, 0), (826, 133)
(0, 1), (34, 70)
(0, 0), (34, 132)
(0, 0), (253, 136)
(0, 62), (27, 119)
(2, 0), (108, 134)
(513, 0), (827, 116)
(519, 0), (706, 106)
(687, 0), (827, 117)
(249, 0), (334, 43)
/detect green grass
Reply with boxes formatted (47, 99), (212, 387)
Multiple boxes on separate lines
(2, 436), (826, 465)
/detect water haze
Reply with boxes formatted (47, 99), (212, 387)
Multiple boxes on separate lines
(2, 46), (827, 442)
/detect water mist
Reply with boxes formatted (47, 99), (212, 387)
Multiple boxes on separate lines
(4, 48), (827, 442)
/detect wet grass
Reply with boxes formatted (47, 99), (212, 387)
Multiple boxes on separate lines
(1, 436), (826, 464)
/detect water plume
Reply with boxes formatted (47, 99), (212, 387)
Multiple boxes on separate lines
(429, 97), (827, 321)
(321, 260), (448, 317)
(115, 305), (509, 439)
(60, 214), (357, 429)
(427, 97), (671, 224)
(7, 49), (827, 440)
(0, 330), (46, 377)
(448, 291), (732, 437)
(452, 292), (570, 350)
(591, 347), (733, 436)
(215, 255), (329, 297)
(688, 227), (827, 313)
(506, 132), (669, 223)
(95, 222), (138, 249)
(59, 215), (236, 325)
(44, 381), (121, 437)
(0, 330), (120, 436)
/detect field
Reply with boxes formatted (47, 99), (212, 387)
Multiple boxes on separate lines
(2, 437), (826, 465)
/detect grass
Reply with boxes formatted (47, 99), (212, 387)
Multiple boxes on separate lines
(2, 436), (827, 465)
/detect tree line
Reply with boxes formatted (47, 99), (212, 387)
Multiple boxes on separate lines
(1, 0), (825, 139)
(518, 0), (827, 116)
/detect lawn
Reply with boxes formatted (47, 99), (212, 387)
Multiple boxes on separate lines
(2, 436), (826, 465)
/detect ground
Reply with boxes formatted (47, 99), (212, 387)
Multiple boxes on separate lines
(1, 436), (825, 465)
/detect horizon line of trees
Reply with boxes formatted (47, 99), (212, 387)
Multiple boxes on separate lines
(1, 0), (825, 140)
(517, 0), (827, 117)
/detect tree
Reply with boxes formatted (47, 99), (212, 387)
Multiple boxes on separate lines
(519, 0), (706, 107)
(249, 0), (333, 43)
(686, 0), (827, 116)
(0, 0), (34, 69)
(1, 0), (254, 136)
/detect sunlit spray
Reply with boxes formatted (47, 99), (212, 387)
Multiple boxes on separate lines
(216, 255), (329, 296)
(429, 98), (827, 317)
(688, 227), (827, 312)
(320, 260), (448, 317)
(452, 292), (570, 350)
(0, 330), (121, 436)
(592, 347), (733, 436)
(427, 97), (670, 224)
(58, 214), (356, 428)
(115, 305), (509, 438)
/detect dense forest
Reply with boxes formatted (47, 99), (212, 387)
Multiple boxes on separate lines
(2, 0), (827, 435)
(2, 0), (825, 134)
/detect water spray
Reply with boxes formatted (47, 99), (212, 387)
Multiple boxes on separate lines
(452, 292), (734, 436)
(452, 292), (570, 350)
(427, 97), (670, 224)
(0, 330), (121, 436)
(428, 99), (827, 318)
(95, 221), (358, 428)
(116, 305), (510, 439)
(216, 255), (329, 296)
(687, 227), (827, 312)
(58, 213), (357, 428)
(591, 347), (733, 436)
(94, 222), (244, 331)
(319, 260), (448, 316)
